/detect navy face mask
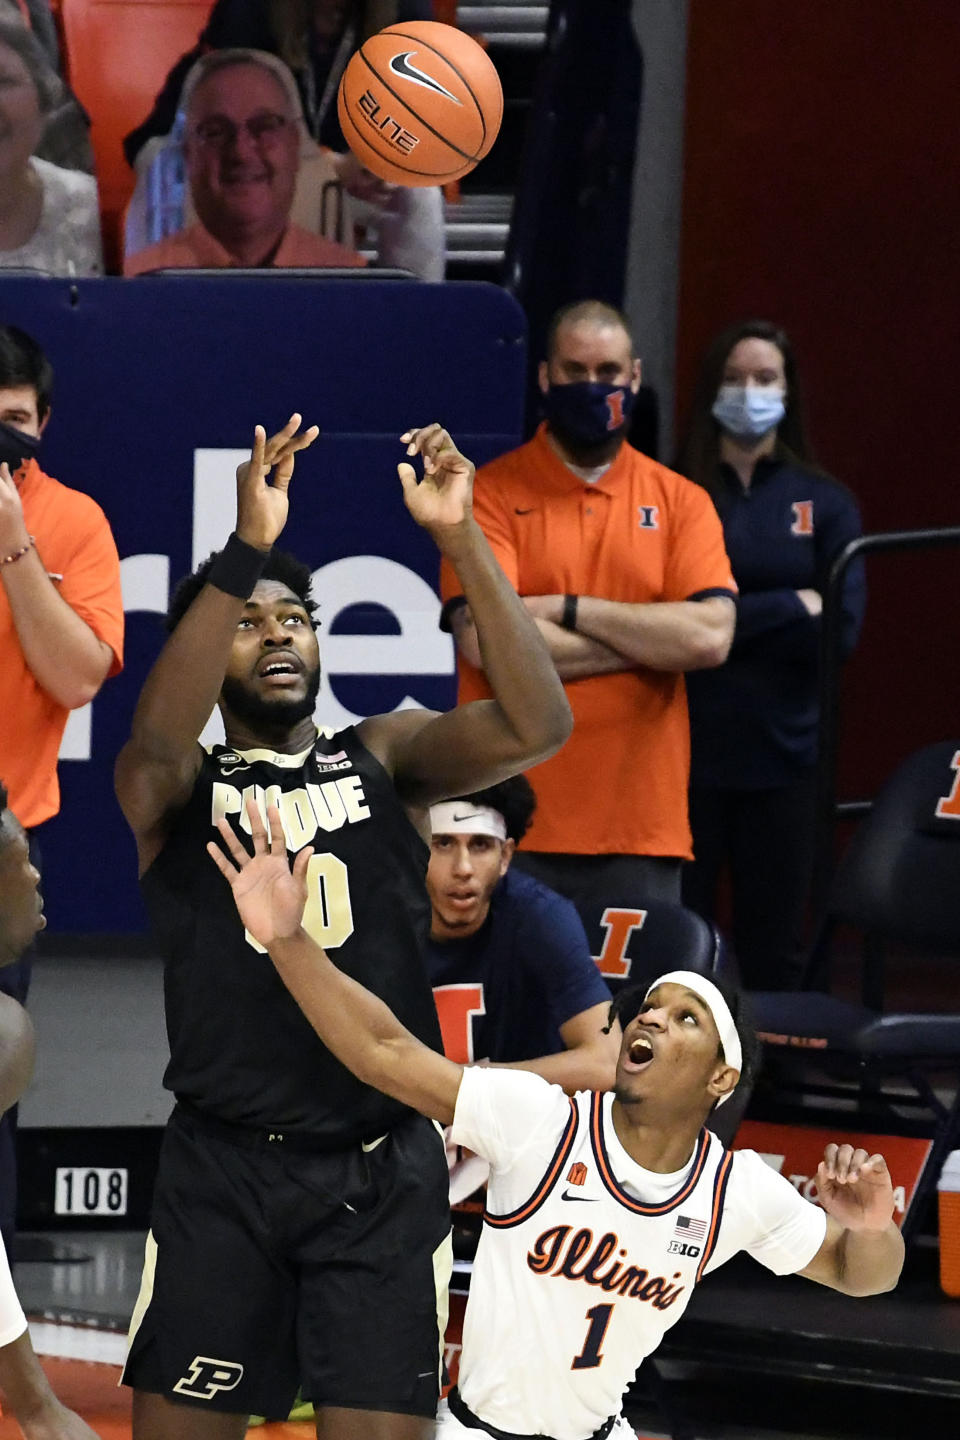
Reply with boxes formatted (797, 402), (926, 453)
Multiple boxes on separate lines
(0, 419), (41, 476)
(541, 381), (636, 449)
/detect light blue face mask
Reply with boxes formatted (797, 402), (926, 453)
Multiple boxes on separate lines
(711, 384), (785, 439)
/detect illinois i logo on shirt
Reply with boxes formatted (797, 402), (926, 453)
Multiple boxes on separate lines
(790, 500), (814, 536)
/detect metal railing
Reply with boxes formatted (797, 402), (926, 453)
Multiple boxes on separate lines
(458, 4), (551, 47)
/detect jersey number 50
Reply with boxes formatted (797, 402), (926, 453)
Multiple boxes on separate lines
(245, 852), (355, 954)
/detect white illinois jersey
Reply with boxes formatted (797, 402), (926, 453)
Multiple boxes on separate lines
(450, 1068), (826, 1440)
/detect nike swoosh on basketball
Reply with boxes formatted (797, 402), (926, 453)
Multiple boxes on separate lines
(561, 1190), (599, 1202)
(387, 50), (462, 104)
(514, 507), (535, 515)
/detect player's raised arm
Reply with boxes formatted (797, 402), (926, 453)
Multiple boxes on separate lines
(208, 802), (465, 1125)
(361, 424), (572, 806)
(115, 417), (318, 860)
(798, 1144), (905, 1296)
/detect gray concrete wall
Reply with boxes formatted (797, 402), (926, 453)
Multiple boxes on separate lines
(20, 956), (171, 1128)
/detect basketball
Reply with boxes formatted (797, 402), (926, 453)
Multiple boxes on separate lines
(337, 21), (503, 186)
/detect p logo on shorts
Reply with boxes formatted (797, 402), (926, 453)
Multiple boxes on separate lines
(173, 1357), (244, 1401)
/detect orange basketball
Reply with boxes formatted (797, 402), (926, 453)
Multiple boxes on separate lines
(337, 21), (503, 186)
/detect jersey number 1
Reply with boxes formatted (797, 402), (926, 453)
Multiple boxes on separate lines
(572, 1303), (614, 1370)
(245, 852), (354, 954)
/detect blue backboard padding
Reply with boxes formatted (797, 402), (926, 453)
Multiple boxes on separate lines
(0, 276), (526, 930)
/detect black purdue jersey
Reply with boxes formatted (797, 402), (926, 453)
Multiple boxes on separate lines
(142, 726), (442, 1144)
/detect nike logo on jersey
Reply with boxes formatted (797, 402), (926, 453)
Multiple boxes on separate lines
(561, 1190), (599, 1202)
(388, 51), (462, 103)
(218, 753), (251, 777)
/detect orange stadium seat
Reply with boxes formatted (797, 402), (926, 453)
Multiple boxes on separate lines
(58, 0), (210, 265)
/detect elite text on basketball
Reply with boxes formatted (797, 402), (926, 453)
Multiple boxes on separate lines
(358, 90), (420, 154)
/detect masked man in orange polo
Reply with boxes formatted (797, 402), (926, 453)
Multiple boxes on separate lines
(0, 325), (124, 1255)
(441, 300), (737, 911)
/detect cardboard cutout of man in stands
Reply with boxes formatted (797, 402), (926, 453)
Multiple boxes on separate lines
(124, 48), (366, 273)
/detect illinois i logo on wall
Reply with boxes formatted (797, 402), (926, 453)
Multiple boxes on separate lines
(790, 500), (814, 536)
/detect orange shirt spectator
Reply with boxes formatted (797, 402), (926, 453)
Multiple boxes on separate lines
(1, 458), (123, 828)
(442, 301), (736, 913)
(124, 217), (364, 274)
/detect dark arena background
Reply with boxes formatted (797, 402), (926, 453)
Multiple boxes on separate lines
(4, 4), (960, 1440)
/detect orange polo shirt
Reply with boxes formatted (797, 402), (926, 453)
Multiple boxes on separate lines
(441, 427), (736, 858)
(0, 462), (124, 828)
(123, 221), (367, 275)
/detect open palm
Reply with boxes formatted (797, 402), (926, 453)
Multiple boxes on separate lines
(208, 802), (311, 948)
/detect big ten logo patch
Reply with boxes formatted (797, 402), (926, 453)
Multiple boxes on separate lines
(173, 1357), (244, 1401)
(592, 908), (647, 979)
(935, 751), (960, 821)
(790, 500), (814, 536)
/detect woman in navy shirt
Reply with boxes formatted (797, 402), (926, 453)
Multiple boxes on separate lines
(677, 320), (865, 988)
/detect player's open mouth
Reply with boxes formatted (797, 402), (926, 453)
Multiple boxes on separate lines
(257, 658), (301, 685)
(624, 1033), (655, 1071)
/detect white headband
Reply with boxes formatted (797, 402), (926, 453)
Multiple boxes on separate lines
(644, 970), (743, 1105)
(429, 802), (507, 842)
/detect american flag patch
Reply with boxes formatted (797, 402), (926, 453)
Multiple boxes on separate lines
(674, 1215), (707, 1240)
(318, 750), (348, 763)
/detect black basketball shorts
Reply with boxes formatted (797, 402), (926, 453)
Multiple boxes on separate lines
(123, 1104), (452, 1418)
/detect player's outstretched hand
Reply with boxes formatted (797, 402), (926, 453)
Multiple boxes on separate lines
(397, 424), (474, 534)
(18, 1397), (102, 1440)
(816, 1144), (895, 1232)
(208, 800), (312, 948)
(236, 414), (320, 551)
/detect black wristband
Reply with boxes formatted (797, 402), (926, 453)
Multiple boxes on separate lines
(208, 532), (269, 600)
(561, 594), (579, 631)
(439, 595), (468, 633)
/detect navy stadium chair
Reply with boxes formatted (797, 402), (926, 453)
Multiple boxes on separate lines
(749, 740), (960, 1236)
(576, 897), (728, 998)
